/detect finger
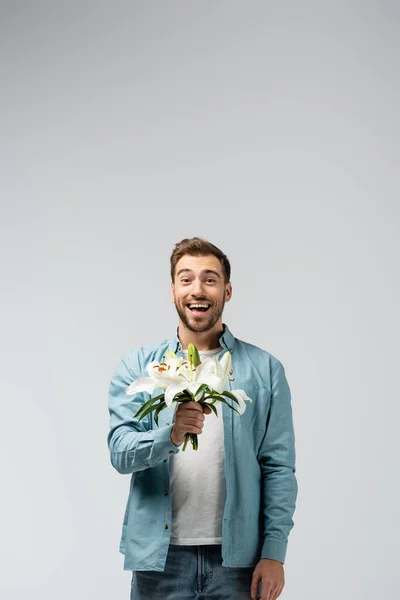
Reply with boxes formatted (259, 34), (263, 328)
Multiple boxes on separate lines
(190, 426), (204, 434)
(266, 585), (278, 600)
(179, 407), (205, 418)
(177, 421), (205, 434)
(261, 583), (272, 600)
(183, 401), (205, 412)
(176, 415), (205, 427)
(175, 420), (205, 434)
(177, 410), (205, 420)
(271, 588), (279, 600)
(273, 583), (284, 600)
(202, 405), (212, 414)
(250, 574), (260, 599)
(178, 413), (205, 427)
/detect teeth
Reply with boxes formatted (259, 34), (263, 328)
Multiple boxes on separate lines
(188, 304), (209, 309)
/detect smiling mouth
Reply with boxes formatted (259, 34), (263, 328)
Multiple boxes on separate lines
(187, 303), (211, 316)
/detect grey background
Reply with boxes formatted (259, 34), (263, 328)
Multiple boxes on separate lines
(1, 1), (399, 599)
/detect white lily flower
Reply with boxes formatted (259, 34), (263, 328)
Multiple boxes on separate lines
(126, 342), (253, 451)
(164, 357), (226, 408)
(126, 357), (183, 396)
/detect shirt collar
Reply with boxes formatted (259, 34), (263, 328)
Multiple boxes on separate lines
(168, 322), (235, 355)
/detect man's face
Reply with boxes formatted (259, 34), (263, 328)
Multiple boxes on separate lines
(171, 254), (232, 333)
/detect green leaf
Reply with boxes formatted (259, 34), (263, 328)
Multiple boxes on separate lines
(173, 396), (192, 403)
(207, 390), (226, 400)
(203, 396), (216, 404)
(133, 392), (164, 418)
(173, 390), (189, 398)
(203, 402), (218, 417)
(209, 394), (225, 403)
(194, 383), (211, 399)
(212, 396), (240, 415)
(135, 400), (163, 422)
(153, 401), (167, 426)
(150, 392), (165, 402)
(220, 390), (240, 404)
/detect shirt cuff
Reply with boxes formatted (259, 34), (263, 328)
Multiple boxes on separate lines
(261, 537), (287, 564)
(149, 424), (180, 465)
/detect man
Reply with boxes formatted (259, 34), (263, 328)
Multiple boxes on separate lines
(107, 237), (298, 600)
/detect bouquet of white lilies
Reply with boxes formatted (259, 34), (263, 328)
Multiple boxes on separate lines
(126, 343), (252, 450)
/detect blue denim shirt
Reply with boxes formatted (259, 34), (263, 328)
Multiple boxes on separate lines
(107, 323), (298, 571)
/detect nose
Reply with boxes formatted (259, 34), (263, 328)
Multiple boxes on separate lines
(190, 278), (206, 298)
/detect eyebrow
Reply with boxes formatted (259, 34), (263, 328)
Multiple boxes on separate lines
(176, 268), (221, 279)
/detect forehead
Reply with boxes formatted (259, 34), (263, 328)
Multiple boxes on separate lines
(174, 254), (223, 276)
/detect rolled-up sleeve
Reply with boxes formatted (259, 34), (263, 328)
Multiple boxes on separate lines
(107, 352), (179, 474)
(257, 359), (298, 564)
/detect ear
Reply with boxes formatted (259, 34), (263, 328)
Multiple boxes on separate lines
(171, 283), (175, 303)
(225, 282), (232, 302)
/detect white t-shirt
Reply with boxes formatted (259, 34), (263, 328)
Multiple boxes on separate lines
(169, 347), (227, 545)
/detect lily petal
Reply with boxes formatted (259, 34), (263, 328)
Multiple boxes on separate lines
(200, 374), (225, 394)
(145, 360), (182, 388)
(196, 357), (217, 379)
(229, 388), (252, 415)
(146, 360), (161, 378)
(164, 381), (188, 408)
(165, 357), (183, 375)
(219, 351), (232, 382)
(126, 377), (157, 395)
(177, 362), (195, 383)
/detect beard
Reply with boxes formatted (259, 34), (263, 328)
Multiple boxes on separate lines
(174, 298), (225, 332)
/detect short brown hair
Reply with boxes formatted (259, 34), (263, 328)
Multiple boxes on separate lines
(170, 237), (231, 283)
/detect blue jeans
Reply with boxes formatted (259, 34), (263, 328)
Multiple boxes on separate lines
(130, 544), (259, 599)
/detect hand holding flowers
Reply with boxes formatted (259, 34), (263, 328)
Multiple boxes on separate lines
(170, 400), (211, 447)
(126, 343), (252, 450)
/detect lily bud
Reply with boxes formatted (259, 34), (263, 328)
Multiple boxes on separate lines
(187, 342), (201, 368)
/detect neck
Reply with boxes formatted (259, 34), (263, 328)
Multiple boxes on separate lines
(177, 320), (224, 351)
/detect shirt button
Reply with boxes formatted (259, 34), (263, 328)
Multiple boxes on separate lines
(164, 523), (168, 530)
(164, 489), (169, 495)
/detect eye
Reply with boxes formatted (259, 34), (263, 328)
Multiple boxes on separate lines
(206, 278), (216, 283)
(181, 278), (190, 283)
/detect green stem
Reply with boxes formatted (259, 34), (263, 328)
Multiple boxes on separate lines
(182, 432), (199, 451)
(182, 434), (190, 451)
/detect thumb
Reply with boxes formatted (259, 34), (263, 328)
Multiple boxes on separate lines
(202, 405), (212, 415)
